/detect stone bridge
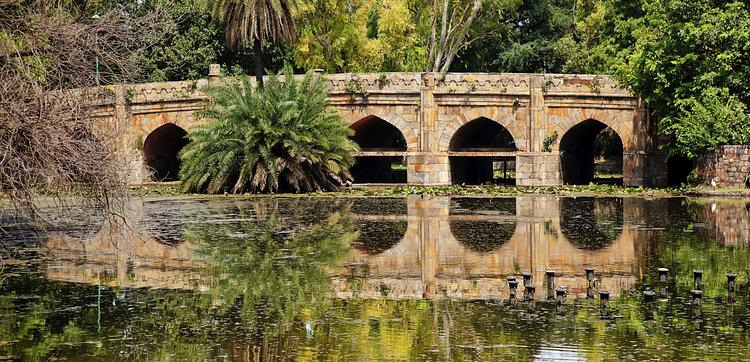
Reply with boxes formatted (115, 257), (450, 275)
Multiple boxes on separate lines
(103, 66), (666, 186)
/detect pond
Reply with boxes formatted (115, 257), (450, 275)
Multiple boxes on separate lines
(1, 195), (750, 360)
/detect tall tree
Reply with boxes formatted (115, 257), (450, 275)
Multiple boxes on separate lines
(207, 0), (298, 86)
(428, 0), (521, 73)
(608, 0), (750, 158)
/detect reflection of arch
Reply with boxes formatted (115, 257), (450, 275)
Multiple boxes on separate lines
(140, 200), (184, 247)
(448, 118), (517, 185)
(143, 123), (189, 181)
(560, 197), (623, 250)
(349, 116), (407, 183)
(352, 220), (407, 254)
(56, 208), (104, 241)
(449, 221), (515, 252)
(351, 197), (408, 215)
(560, 119), (623, 185)
(449, 197), (517, 252)
(0, 214), (41, 245)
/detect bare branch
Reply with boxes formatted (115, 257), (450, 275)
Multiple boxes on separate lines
(0, 2), (172, 222)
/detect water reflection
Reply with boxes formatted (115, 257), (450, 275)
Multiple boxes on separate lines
(2, 196), (750, 360)
(559, 197), (623, 250)
(336, 196), (639, 301)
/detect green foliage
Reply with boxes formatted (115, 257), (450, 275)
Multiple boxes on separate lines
(294, 0), (428, 72)
(610, 0), (750, 157)
(454, 0), (613, 73)
(345, 75), (369, 99)
(140, 0), (227, 81)
(543, 131), (558, 152)
(179, 64), (359, 194)
(664, 87), (750, 159)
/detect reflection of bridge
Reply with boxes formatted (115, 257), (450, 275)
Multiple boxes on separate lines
(104, 67), (666, 186)
(334, 196), (652, 300)
(38, 196), (692, 300)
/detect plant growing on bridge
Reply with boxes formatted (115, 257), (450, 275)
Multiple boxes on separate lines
(179, 65), (359, 194)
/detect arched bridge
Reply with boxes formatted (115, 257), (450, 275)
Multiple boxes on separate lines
(108, 66), (666, 186)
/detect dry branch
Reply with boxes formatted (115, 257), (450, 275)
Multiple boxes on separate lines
(0, 2), (172, 223)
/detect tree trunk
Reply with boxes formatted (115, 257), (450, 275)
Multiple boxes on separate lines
(254, 37), (264, 87)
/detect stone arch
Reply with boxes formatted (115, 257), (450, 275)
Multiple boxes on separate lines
(340, 111), (419, 151)
(438, 112), (524, 152)
(551, 110), (634, 152)
(446, 117), (518, 185)
(559, 119), (624, 185)
(448, 117), (517, 151)
(142, 123), (189, 181)
(349, 115), (407, 151)
(348, 115), (411, 183)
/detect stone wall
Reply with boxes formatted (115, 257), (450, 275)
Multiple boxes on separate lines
(697, 145), (750, 187)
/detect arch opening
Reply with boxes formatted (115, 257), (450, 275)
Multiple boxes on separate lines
(349, 116), (407, 183)
(560, 120), (623, 185)
(143, 123), (189, 181)
(449, 117), (517, 185)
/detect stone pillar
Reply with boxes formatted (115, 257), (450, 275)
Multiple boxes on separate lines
(208, 64), (221, 85)
(114, 85), (146, 184)
(515, 76), (562, 186)
(407, 154), (451, 185)
(516, 153), (562, 186)
(623, 151), (646, 186)
(529, 75), (546, 153)
(406, 73), (451, 185)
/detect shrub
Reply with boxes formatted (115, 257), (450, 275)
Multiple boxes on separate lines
(179, 65), (359, 193)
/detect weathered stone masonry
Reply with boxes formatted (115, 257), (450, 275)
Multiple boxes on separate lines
(697, 145), (750, 187)
(102, 66), (666, 186)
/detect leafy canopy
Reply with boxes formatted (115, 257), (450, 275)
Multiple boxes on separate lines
(179, 64), (359, 194)
(610, 0), (750, 157)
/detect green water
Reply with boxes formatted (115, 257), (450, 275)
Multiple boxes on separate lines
(1, 196), (750, 361)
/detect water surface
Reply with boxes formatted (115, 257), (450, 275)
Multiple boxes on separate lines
(1, 196), (750, 360)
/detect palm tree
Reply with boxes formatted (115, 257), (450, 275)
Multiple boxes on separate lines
(179, 64), (359, 194)
(206, 0), (298, 86)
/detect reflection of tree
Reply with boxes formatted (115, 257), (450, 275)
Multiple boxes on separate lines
(0, 198), (356, 360)
(560, 197), (623, 250)
(184, 199), (357, 341)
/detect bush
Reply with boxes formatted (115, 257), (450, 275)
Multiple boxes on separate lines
(179, 65), (359, 193)
(664, 87), (750, 159)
